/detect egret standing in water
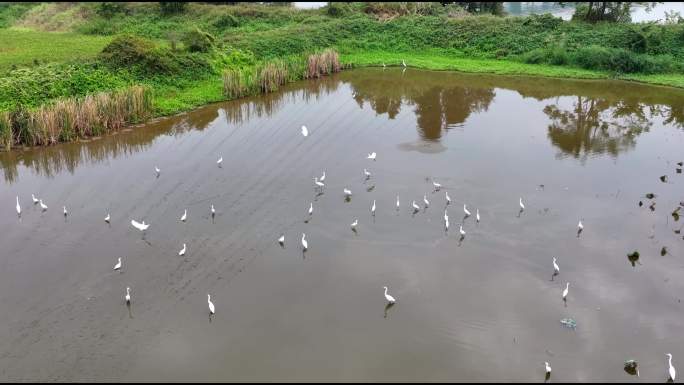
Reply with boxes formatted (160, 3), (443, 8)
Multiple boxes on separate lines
(278, 234), (285, 245)
(396, 195), (400, 210)
(301, 125), (308, 137)
(211, 204), (215, 218)
(104, 213), (111, 223)
(444, 210), (449, 231)
(562, 282), (569, 303)
(308, 202), (313, 216)
(208, 294), (215, 315)
(423, 195), (429, 208)
(432, 179), (441, 191)
(545, 362), (552, 378)
(667, 353), (676, 382)
(301, 233), (308, 251)
(476, 208), (480, 223)
(63, 206), (68, 218)
(459, 225), (466, 237)
(367, 152), (377, 161)
(114, 257), (122, 271)
(32, 194), (39, 204)
(320, 171), (326, 182)
(383, 286), (396, 304)
(463, 204), (471, 218)
(125, 287), (131, 304)
(412, 200), (420, 213)
(314, 177), (325, 190)
(179, 243), (186, 256)
(154, 166), (160, 177)
(39, 199), (48, 211)
(445, 191), (451, 205)
(16, 196), (20, 217)
(216, 156), (223, 167)
(180, 209), (187, 222)
(402, 59), (407, 68)
(553, 257), (560, 277)
(344, 188), (352, 198)
(519, 197), (525, 211)
(351, 219), (358, 230)
(364, 168), (371, 179)
(577, 220), (584, 237)
(371, 200), (376, 216)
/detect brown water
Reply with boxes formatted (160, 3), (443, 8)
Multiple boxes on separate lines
(1, 68), (683, 382)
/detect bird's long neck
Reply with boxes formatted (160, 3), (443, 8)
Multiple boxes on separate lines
(669, 356), (673, 367)
(384, 287), (388, 295)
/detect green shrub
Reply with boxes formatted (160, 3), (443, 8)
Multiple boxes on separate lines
(182, 28), (216, 53)
(327, 2), (352, 18)
(213, 13), (239, 29)
(96, 2), (127, 18)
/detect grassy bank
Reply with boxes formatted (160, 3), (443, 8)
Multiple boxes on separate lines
(1, 2), (684, 149)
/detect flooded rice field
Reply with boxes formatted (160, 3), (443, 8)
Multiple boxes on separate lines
(1, 68), (683, 381)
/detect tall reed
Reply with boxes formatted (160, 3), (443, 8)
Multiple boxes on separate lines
(306, 49), (341, 79)
(0, 112), (11, 151)
(1, 85), (152, 149)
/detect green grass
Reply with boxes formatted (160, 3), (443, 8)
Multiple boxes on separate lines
(0, 28), (112, 70)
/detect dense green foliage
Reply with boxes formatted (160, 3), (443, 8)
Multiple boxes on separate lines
(0, 1), (683, 146)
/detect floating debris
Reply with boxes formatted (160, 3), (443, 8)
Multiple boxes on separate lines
(624, 360), (639, 376)
(673, 207), (681, 221)
(678, 161), (683, 167)
(645, 193), (656, 199)
(661, 246), (668, 256)
(649, 202), (656, 212)
(677, 168), (682, 174)
(638, 201), (643, 207)
(660, 175), (668, 183)
(560, 318), (577, 329)
(628, 251), (640, 267)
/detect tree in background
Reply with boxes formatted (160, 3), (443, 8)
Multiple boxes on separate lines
(440, 2), (505, 16)
(567, 2), (660, 23)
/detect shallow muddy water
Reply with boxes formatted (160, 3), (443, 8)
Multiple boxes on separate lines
(1, 68), (683, 381)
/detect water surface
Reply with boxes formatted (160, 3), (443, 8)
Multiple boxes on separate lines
(1, 68), (683, 381)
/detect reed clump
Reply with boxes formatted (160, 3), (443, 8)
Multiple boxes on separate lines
(223, 49), (342, 99)
(1, 85), (152, 149)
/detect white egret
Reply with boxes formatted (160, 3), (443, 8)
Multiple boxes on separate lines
(301, 125), (308, 137)
(383, 286), (396, 304)
(125, 287), (131, 304)
(179, 243), (186, 256)
(104, 213), (110, 223)
(382, 62), (386, 68)
(308, 202), (313, 215)
(211, 204), (215, 217)
(562, 282), (569, 301)
(63, 206), (68, 217)
(344, 188), (352, 197)
(16, 196), (20, 217)
(578, 220), (584, 231)
(131, 219), (149, 231)
(667, 353), (676, 382)
(463, 204), (471, 217)
(320, 171), (326, 182)
(367, 152), (377, 160)
(364, 168), (371, 178)
(402, 59), (407, 67)
(217, 156), (223, 166)
(114, 257), (122, 270)
(444, 209), (449, 222)
(476, 208), (480, 223)
(371, 200), (376, 215)
(445, 217), (450, 231)
(423, 194), (429, 208)
(155, 166), (160, 176)
(208, 294), (215, 315)
(314, 177), (325, 189)
(180, 209), (187, 222)
(351, 219), (358, 229)
(553, 257), (560, 275)
(433, 179), (441, 190)
(39, 199), (47, 211)
(32, 194), (39, 204)
(412, 200), (420, 211)
(459, 225), (466, 236)
(301, 233), (308, 251)
(396, 195), (400, 210)
(445, 191), (451, 205)
(519, 197), (525, 211)
(278, 234), (285, 245)
(545, 362), (552, 376)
